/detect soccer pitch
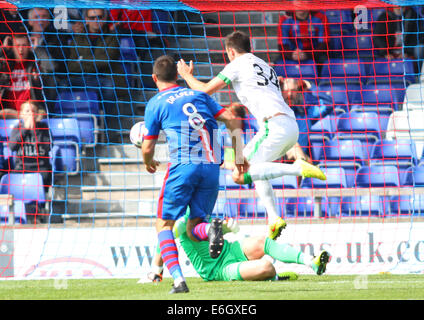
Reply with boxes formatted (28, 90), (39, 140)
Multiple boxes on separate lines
(1, 274), (424, 300)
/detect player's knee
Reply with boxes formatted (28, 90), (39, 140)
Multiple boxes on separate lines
(259, 260), (276, 279)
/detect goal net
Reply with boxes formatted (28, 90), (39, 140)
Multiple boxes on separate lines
(1, 0), (424, 279)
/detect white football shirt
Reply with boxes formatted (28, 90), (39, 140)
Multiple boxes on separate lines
(217, 53), (296, 123)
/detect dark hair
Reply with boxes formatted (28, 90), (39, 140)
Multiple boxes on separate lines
(225, 31), (251, 53)
(153, 55), (177, 82)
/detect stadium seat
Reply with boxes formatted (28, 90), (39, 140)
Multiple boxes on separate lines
(0, 200), (26, 224)
(212, 197), (239, 219)
(309, 115), (337, 142)
(54, 91), (100, 147)
(358, 83), (405, 113)
(402, 165), (424, 187)
(284, 197), (314, 217)
(48, 118), (82, 145)
(301, 167), (347, 189)
(323, 9), (354, 34)
(51, 143), (80, 174)
(119, 36), (138, 61)
(239, 197), (267, 218)
(0, 173), (46, 208)
(355, 165), (400, 188)
(273, 58), (318, 80)
(315, 83), (350, 114)
(366, 58), (416, 85)
(341, 34), (374, 58)
(389, 195), (424, 216)
(268, 175), (298, 189)
(370, 139), (418, 170)
(336, 112), (382, 145)
(320, 58), (366, 85)
(323, 196), (352, 217)
(320, 139), (365, 168)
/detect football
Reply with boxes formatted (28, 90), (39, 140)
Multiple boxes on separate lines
(130, 121), (147, 147)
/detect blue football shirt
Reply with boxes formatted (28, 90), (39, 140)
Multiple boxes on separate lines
(144, 85), (225, 164)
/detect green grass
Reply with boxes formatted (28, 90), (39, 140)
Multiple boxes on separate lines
(1, 274), (424, 300)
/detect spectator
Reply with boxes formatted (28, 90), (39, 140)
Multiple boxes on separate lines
(0, 33), (44, 119)
(277, 10), (330, 65)
(27, 7), (69, 113)
(8, 101), (51, 223)
(279, 76), (331, 160)
(374, 6), (424, 61)
(0, 8), (25, 42)
(64, 8), (127, 142)
(109, 9), (169, 88)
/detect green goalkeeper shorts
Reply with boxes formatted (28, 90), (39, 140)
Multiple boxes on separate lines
(214, 240), (249, 281)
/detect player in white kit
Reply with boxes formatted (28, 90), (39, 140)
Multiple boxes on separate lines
(177, 31), (326, 240)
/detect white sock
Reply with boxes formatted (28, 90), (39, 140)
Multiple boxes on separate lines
(152, 264), (163, 275)
(254, 180), (280, 224)
(248, 162), (302, 182)
(174, 276), (185, 286)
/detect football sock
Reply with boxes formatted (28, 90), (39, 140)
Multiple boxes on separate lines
(244, 162), (302, 184)
(264, 237), (306, 265)
(191, 222), (209, 241)
(252, 180), (280, 223)
(158, 230), (184, 282)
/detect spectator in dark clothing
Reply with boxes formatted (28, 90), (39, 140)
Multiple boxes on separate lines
(374, 6), (424, 60)
(9, 101), (51, 224)
(0, 8), (25, 42)
(0, 33), (44, 119)
(63, 8), (127, 141)
(27, 7), (69, 113)
(278, 10), (330, 65)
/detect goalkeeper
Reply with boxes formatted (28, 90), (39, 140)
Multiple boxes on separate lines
(144, 215), (330, 282)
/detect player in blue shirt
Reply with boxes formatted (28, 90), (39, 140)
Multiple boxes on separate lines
(141, 55), (247, 294)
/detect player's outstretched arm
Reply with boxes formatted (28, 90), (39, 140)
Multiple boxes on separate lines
(177, 59), (227, 95)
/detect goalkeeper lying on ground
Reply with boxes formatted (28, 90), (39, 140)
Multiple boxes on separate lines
(142, 215), (330, 283)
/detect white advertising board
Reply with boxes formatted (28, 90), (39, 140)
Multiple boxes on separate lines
(6, 222), (424, 279)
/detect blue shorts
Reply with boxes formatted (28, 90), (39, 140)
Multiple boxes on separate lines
(157, 163), (220, 221)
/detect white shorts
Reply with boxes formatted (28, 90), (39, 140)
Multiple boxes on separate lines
(243, 114), (299, 164)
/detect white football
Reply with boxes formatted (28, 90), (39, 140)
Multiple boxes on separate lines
(130, 121), (147, 147)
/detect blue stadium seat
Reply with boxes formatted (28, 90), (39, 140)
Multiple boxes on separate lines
(119, 36), (138, 61)
(336, 112), (382, 145)
(389, 195), (424, 216)
(0, 173), (46, 206)
(212, 197), (239, 219)
(351, 195), (384, 216)
(0, 200), (26, 224)
(402, 165), (424, 187)
(51, 143), (80, 174)
(366, 58), (416, 85)
(301, 167), (347, 189)
(48, 118), (81, 145)
(359, 82), (405, 112)
(239, 197), (267, 218)
(315, 83), (350, 114)
(341, 34), (374, 58)
(323, 9), (354, 34)
(320, 139), (365, 168)
(284, 197), (314, 217)
(370, 139), (418, 170)
(355, 165), (400, 188)
(273, 59), (318, 80)
(309, 115), (337, 142)
(268, 175), (298, 189)
(323, 196), (353, 217)
(320, 58), (366, 85)
(54, 91), (100, 146)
